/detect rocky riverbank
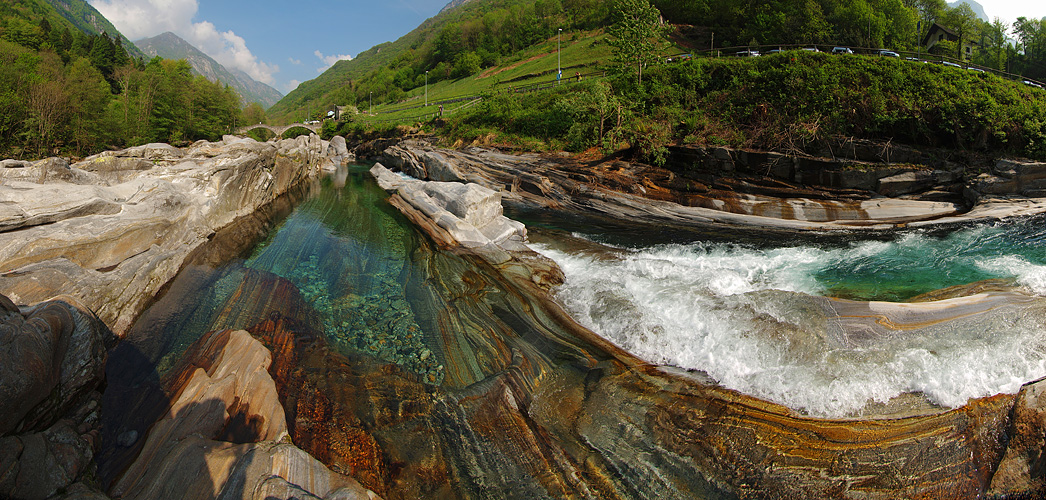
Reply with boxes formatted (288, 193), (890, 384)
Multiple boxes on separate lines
(0, 135), (382, 499)
(363, 139), (1046, 498)
(0, 135), (333, 337)
(5, 133), (1046, 499)
(376, 138), (1046, 231)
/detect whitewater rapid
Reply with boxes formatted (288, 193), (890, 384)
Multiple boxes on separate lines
(530, 221), (1046, 418)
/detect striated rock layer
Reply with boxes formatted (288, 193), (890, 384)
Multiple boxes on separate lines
(109, 327), (377, 500)
(376, 139), (1046, 231)
(84, 154), (1046, 499)
(0, 135), (333, 336)
(355, 162), (1043, 499)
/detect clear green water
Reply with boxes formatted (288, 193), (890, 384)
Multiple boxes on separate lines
(513, 208), (1046, 301)
(137, 165), (1046, 418)
(242, 165), (445, 383)
(139, 164), (446, 383)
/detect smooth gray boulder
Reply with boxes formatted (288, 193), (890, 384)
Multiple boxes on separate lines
(327, 135), (352, 160)
(877, 170), (935, 197)
(0, 138), (331, 336)
(370, 163), (526, 263)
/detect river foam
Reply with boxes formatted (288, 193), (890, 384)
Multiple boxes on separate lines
(530, 219), (1046, 418)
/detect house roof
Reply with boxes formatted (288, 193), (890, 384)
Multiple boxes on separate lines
(922, 22), (959, 46)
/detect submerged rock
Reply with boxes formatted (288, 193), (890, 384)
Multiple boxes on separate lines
(364, 149), (1046, 498)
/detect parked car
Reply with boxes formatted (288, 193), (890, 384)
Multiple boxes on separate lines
(967, 67), (985, 73)
(1024, 80), (1044, 89)
(878, 50), (900, 57)
(736, 50), (760, 57)
(942, 61), (962, 68)
(767, 48), (783, 54)
(801, 47), (820, 53)
(831, 47), (853, 54)
(905, 56), (927, 63)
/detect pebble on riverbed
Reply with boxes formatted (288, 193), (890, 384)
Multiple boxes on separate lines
(285, 254), (445, 385)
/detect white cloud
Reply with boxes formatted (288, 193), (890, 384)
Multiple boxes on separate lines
(188, 21), (279, 85)
(289, 57), (302, 65)
(314, 50), (353, 73)
(89, 0), (279, 85)
(983, 1), (1046, 27)
(283, 80), (301, 93)
(89, 0), (197, 40)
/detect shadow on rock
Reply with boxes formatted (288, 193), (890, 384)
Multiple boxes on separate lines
(0, 293), (116, 500)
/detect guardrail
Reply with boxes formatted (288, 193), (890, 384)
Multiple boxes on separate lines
(677, 44), (1045, 87)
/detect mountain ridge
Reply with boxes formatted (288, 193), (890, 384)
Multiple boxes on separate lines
(947, 0), (988, 22)
(135, 31), (283, 108)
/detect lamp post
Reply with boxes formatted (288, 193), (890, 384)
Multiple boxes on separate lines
(425, 71), (429, 107)
(557, 28), (562, 85)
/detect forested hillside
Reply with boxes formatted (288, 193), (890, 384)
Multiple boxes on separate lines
(0, 0), (144, 60)
(442, 50), (1046, 164)
(0, 1), (244, 159)
(325, 0), (1043, 163)
(271, 0), (1046, 124)
(43, 0), (146, 60)
(136, 31), (283, 108)
(267, 0), (608, 123)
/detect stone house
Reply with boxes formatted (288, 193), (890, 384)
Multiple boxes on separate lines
(922, 22), (977, 60)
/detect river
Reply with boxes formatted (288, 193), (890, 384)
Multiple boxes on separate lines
(121, 163), (1046, 421)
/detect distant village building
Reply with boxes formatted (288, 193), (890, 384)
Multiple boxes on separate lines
(922, 22), (977, 60)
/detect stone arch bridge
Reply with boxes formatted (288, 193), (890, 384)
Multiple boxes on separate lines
(235, 122), (321, 137)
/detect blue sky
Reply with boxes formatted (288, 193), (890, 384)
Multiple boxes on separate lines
(88, 0), (1046, 97)
(88, 0), (450, 94)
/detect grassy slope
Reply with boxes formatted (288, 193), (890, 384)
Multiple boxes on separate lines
(268, 0), (619, 123)
(442, 50), (1046, 161)
(350, 31), (614, 125)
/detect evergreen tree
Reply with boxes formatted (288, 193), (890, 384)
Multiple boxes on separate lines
(89, 32), (116, 76)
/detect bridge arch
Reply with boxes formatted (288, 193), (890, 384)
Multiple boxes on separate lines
(235, 122), (321, 138)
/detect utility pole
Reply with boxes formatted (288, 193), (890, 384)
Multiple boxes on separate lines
(369, 92), (372, 114)
(557, 28), (562, 85)
(425, 70), (429, 107)
(711, 32), (714, 56)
